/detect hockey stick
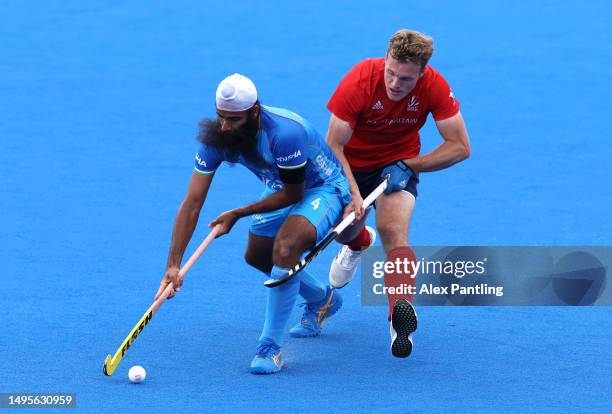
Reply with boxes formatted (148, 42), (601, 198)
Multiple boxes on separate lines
(103, 225), (221, 376)
(263, 178), (388, 288)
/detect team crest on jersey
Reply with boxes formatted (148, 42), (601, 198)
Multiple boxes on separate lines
(371, 100), (384, 110)
(407, 96), (419, 112)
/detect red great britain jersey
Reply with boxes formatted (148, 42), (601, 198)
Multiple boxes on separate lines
(327, 58), (460, 170)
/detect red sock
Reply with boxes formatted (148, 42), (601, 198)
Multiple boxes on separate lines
(345, 227), (371, 251)
(384, 246), (416, 320)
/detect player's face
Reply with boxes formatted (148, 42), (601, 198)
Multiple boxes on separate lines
(198, 105), (263, 164)
(384, 56), (423, 101)
(204, 105), (260, 154)
(216, 109), (251, 132)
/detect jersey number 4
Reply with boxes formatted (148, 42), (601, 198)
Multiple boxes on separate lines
(311, 198), (321, 210)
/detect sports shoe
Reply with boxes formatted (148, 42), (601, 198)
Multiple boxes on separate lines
(289, 287), (343, 338)
(329, 226), (376, 288)
(390, 299), (418, 358)
(250, 341), (284, 374)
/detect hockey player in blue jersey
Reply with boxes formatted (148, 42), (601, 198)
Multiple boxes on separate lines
(156, 74), (351, 374)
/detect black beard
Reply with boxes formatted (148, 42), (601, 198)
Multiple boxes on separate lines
(197, 115), (264, 167)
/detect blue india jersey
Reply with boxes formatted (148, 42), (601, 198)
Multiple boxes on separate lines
(194, 105), (347, 191)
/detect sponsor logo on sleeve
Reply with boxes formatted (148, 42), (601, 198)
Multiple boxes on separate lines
(195, 153), (207, 167)
(276, 149), (302, 163)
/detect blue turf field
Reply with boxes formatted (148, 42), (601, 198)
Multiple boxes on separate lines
(1, 1), (611, 412)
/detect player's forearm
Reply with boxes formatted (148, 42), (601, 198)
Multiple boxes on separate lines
(328, 142), (361, 197)
(325, 115), (360, 196)
(166, 200), (202, 268)
(233, 189), (302, 218)
(405, 140), (470, 173)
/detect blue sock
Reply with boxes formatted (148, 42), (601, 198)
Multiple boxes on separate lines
(299, 270), (327, 304)
(259, 265), (300, 347)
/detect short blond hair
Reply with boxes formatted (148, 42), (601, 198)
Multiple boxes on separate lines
(387, 29), (434, 70)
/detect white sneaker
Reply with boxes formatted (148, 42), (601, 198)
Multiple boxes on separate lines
(329, 226), (376, 288)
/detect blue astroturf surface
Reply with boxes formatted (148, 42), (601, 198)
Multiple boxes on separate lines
(1, 1), (612, 412)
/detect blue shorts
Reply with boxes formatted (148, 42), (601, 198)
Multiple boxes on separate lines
(354, 167), (419, 199)
(249, 183), (351, 243)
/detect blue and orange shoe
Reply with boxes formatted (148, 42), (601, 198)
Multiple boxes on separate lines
(250, 340), (284, 375)
(289, 287), (342, 338)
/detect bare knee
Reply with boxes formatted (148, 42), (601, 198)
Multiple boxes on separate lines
(272, 237), (302, 268)
(377, 225), (408, 253)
